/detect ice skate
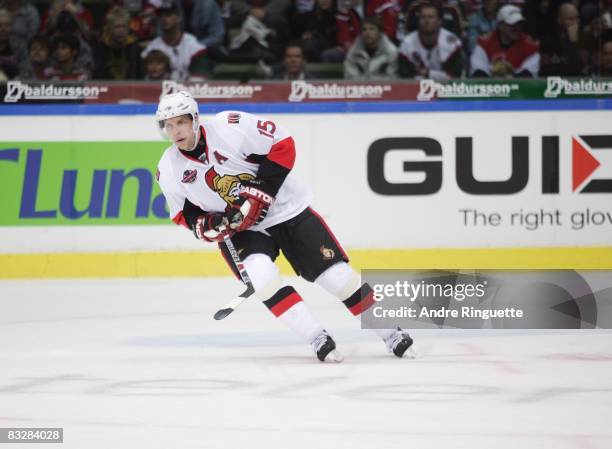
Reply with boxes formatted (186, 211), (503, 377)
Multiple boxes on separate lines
(311, 330), (343, 363)
(384, 328), (415, 358)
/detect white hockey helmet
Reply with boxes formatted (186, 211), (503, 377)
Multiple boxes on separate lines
(156, 90), (200, 135)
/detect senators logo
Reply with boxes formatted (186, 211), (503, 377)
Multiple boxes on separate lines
(205, 167), (254, 205)
(320, 245), (335, 261)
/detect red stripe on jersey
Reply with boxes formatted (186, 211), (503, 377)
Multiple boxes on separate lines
(200, 126), (209, 161)
(172, 211), (189, 228)
(205, 166), (218, 190)
(308, 207), (349, 261)
(348, 291), (376, 316)
(270, 292), (303, 317)
(268, 137), (296, 169)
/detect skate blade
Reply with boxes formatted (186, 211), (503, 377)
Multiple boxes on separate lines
(324, 350), (344, 363)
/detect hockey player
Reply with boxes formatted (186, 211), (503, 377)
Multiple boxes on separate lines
(155, 90), (414, 362)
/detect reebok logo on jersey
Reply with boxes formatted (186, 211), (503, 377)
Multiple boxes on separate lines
(182, 169), (198, 183)
(228, 113), (241, 124)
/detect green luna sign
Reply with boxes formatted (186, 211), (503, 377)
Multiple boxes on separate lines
(0, 142), (170, 225)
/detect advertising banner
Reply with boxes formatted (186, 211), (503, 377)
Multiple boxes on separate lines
(0, 142), (167, 226)
(0, 80), (420, 104)
(327, 111), (612, 248)
(416, 77), (612, 101)
(2, 78), (611, 105)
(1, 108), (611, 253)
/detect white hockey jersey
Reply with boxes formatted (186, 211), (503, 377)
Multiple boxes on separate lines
(398, 28), (463, 81)
(156, 111), (313, 232)
(141, 32), (206, 81)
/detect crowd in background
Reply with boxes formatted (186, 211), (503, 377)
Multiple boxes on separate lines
(1, 0), (612, 82)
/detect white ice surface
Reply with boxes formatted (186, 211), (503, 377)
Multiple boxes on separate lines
(1, 277), (612, 449)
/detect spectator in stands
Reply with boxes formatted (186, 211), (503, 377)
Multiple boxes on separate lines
(0, 0), (39, 43)
(292, 0), (339, 62)
(143, 48), (171, 80)
(225, 0), (292, 34)
(226, 0), (291, 62)
(398, 2), (463, 80)
(111, 1), (158, 48)
(524, 0), (554, 41)
(117, 1), (157, 48)
(114, 0), (148, 15)
(271, 43), (314, 79)
(43, 33), (90, 80)
(293, 0), (316, 16)
(598, 35), (612, 76)
(0, 8), (26, 79)
(398, 0), (464, 42)
(40, 0), (94, 42)
(291, 0), (320, 41)
(141, 2), (210, 80)
(93, 6), (143, 80)
(581, 8), (611, 74)
(540, 1), (585, 76)
(18, 34), (50, 79)
(466, 0), (498, 53)
(176, 0), (225, 57)
(365, 0), (399, 43)
(344, 16), (398, 79)
(337, 0), (399, 51)
(462, 0), (484, 18)
(601, 0), (612, 29)
(470, 4), (540, 77)
(336, 0), (362, 55)
(41, 4), (94, 72)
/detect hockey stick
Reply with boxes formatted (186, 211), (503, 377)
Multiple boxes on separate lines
(213, 229), (256, 320)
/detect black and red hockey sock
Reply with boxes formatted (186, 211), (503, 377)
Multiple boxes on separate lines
(262, 286), (303, 317)
(342, 283), (376, 316)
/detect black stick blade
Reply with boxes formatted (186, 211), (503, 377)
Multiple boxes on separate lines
(214, 308), (235, 320)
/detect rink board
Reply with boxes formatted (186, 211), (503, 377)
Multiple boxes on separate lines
(0, 247), (611, 279)
(1, 100), (611, 276)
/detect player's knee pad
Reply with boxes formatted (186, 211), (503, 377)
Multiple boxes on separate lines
(243, 253), (283, 300)
(315, 261), (360, 300)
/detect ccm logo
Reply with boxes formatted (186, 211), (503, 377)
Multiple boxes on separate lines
(367, 136), (612, 195)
